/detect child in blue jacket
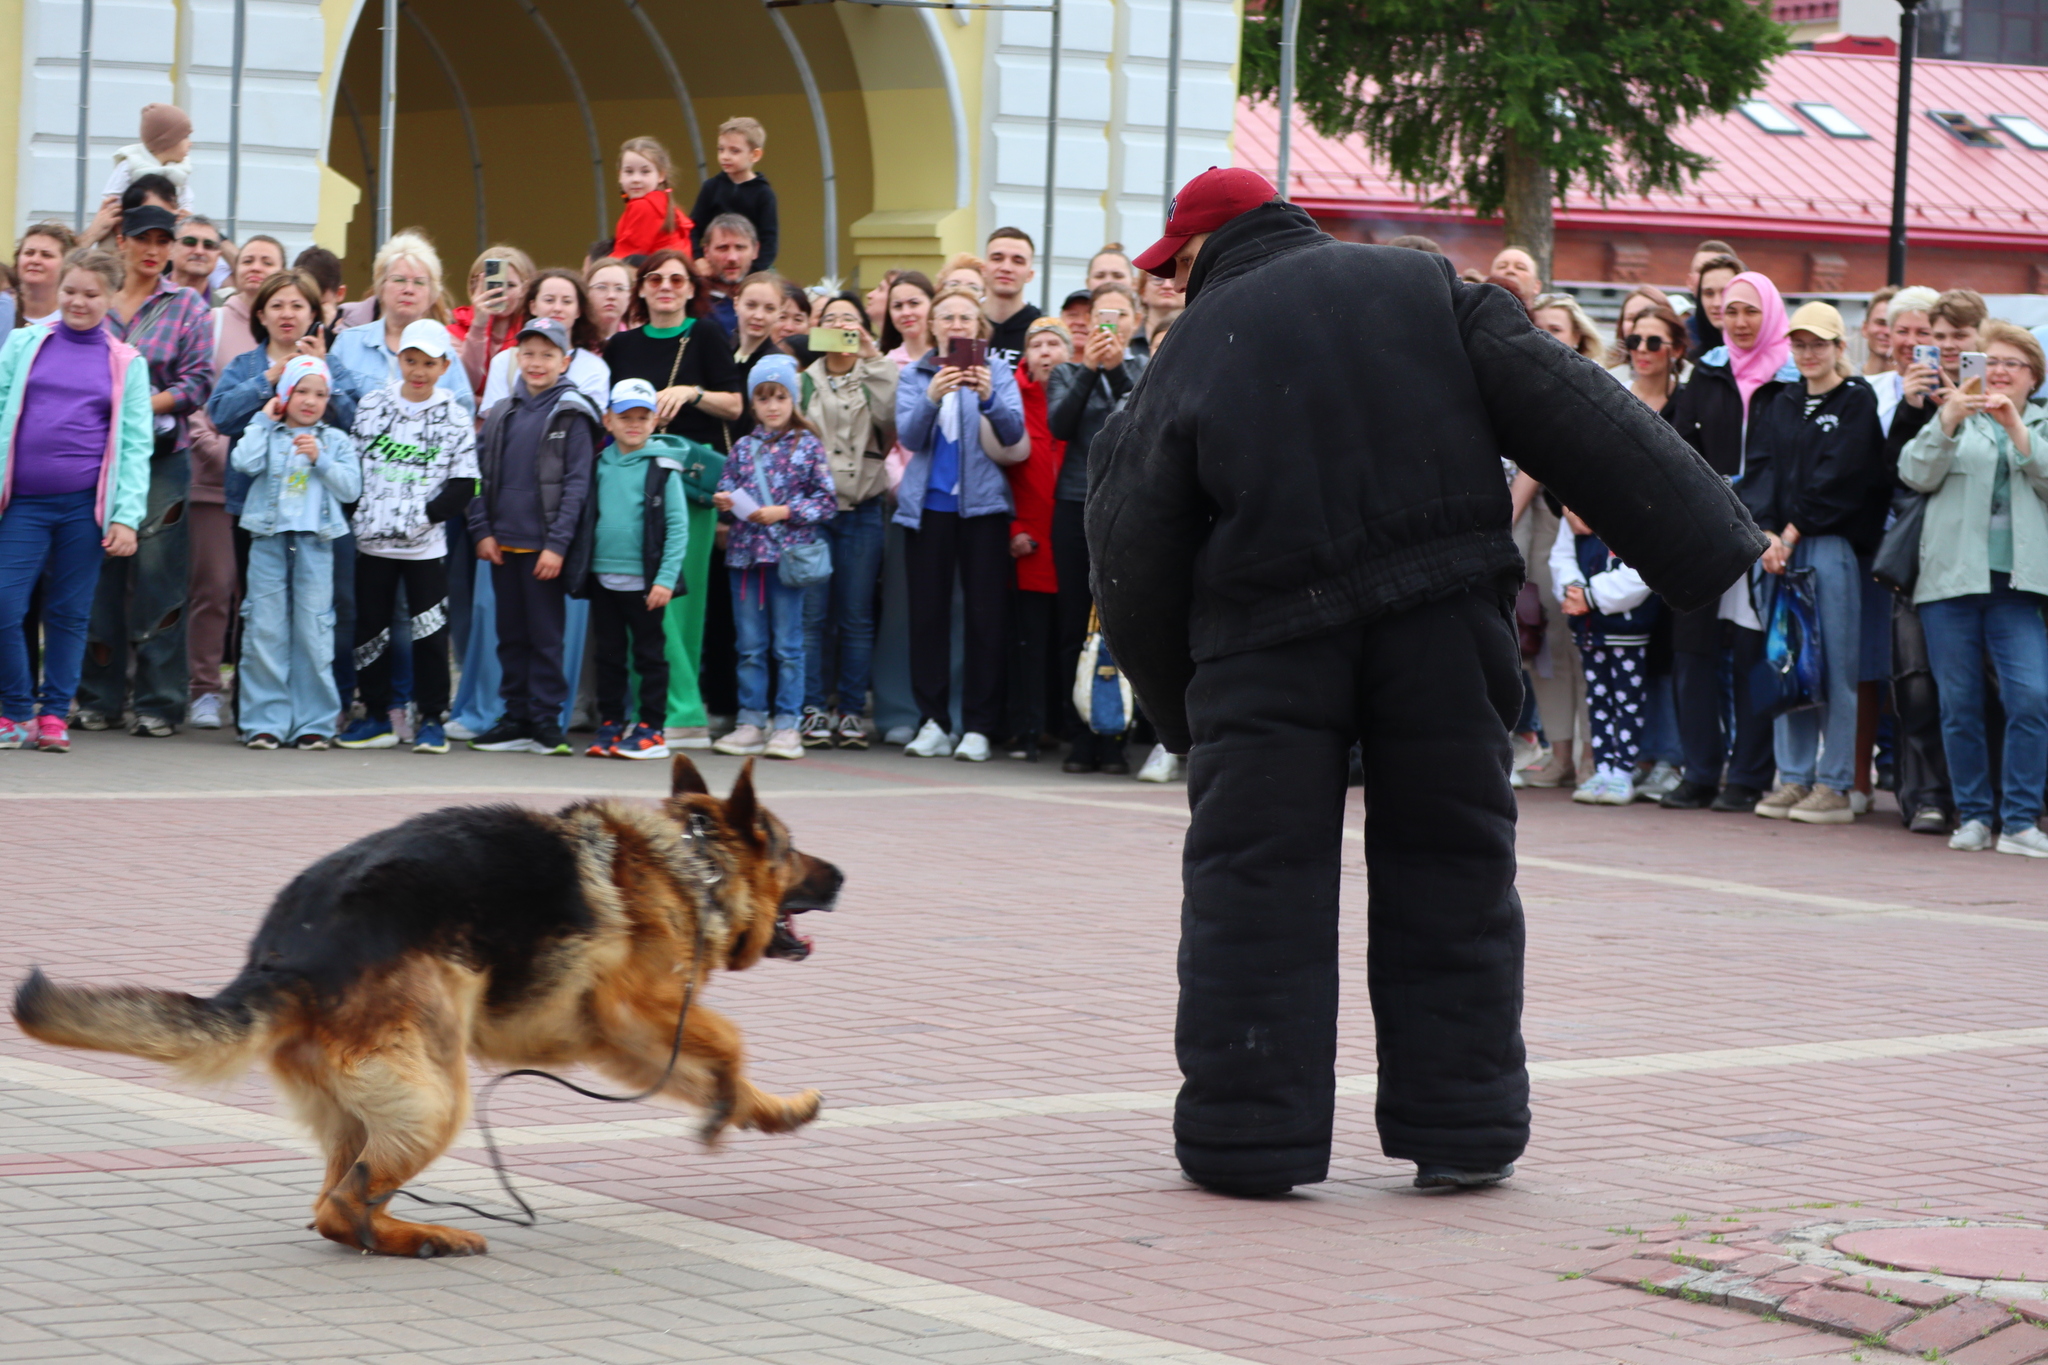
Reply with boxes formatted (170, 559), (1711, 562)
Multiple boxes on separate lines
(1549, 508), (1660, 806)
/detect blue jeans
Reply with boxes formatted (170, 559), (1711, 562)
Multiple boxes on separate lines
(1920, 573), (2048, 829)
(0, 489), (104, 720)
(239, 531), (339, 742)
(1773, 534), (1861, 792)
(803, 497), (885, 715)
(731, 563), (805, 730)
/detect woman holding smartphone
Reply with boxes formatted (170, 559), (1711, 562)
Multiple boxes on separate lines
(450, 246), (533, 402)
(891, 284), (1025, 763)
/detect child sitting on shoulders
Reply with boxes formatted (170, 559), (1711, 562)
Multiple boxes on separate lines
(689, 117), (778, 272)
(229, 356), (362, 750)
(1549, 507), (1660, 807)
(711, 354), (836, 761)
(613, 136), (695, 261)
(570, 379), (690, 760)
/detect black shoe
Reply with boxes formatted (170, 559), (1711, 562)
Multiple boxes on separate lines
(470, 720), (533, 752)
(530, 723), (572, 756)
(1182, 1171), (1294, 1197)
(1659, 779), (1716, 810)
(1414, 1161), (1515, 1190)
(1909, 805), (1953, 835)
(1062, 758), (1099, 774)
(1098, 759), (1131, 776)
(1709, 783), (1764, 813)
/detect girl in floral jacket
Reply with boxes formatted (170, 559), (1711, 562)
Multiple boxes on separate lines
(711, 353), (836, 760)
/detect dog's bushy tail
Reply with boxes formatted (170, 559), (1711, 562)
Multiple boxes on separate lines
(12, 968), (273, 1083)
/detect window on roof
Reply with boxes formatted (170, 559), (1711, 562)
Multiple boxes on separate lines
(1928, 110), (2004, 147)
(1737, 99), (1804, 135)
(1793, 102), (1869, 138)
(1991, 114), (2048, 150)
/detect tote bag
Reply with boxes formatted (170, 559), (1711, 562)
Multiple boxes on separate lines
(1072, 608), (1134, 735)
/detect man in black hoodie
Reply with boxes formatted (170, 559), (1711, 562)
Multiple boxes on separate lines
(1089, 169), (1766, 1198)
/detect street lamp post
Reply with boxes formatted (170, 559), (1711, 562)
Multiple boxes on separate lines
(1887, 0), (1923, 286)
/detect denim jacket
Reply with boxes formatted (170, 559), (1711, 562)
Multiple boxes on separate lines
(230, 414), (362, 540)
(893, 350), (1026, 528)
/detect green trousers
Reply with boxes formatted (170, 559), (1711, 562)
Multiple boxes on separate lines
(660, 502), (719, 729)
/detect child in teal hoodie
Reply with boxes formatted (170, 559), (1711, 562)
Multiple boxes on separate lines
(577, 378), (688, 758)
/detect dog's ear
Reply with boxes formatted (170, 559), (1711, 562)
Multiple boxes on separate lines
(670, 753), (710, 797)
(726, 759), (763, 846)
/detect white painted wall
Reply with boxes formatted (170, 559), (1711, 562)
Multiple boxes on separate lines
(16, 0), (328, 255)
(985, 0), (1239, 308)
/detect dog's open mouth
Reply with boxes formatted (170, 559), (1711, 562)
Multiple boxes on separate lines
(766, 909), (813, 960)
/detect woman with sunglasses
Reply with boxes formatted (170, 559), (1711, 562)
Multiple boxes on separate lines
(1620, 302), (1690, 414)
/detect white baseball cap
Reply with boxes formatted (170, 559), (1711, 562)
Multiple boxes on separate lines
(397, 317), (451, 359)
(609, 378), (660, 413)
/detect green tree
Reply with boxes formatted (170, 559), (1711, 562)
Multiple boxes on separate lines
(1242, 0), (1789, 283)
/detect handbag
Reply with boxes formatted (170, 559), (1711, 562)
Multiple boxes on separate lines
(750, 456), (832, 589)
(1748, 566), (1824, 720)
(645, 433), (724, 508)
(1871, 489), (1927, 595)
(1072, 607), (1134, 736)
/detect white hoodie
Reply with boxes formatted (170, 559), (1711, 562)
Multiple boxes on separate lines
(349, 386), (480, 560)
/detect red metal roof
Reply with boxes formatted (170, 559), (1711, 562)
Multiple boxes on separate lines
(1235, 51), (2048, 251)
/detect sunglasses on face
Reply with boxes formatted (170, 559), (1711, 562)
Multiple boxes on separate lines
(178, 236), (220, 251)
(1622, 334), (1671, 353)
(644, 273), (691, 288)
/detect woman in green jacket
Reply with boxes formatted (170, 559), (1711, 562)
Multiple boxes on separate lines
(1898, 320), (2048, 857)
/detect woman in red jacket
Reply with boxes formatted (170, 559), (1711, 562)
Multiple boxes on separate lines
(448, 246), (533, 402)
(1004, 316), (1070, 759)
(614, 137), (695, 261)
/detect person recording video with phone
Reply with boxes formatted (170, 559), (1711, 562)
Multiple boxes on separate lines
(1047, 282), (1147, 774)
(892, 284), (1025, 764)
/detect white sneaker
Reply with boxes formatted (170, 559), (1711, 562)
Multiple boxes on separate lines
(1136, 743), (1183, 783)
(1596, 771), (1636, 806)
(666, 726), (712, 750)
(953, 731), (991, 762)
(714, 723), (768, 756)
(1571, 775), (1604, 805)
(1635, 760), (1681, 802)
(189, 693), (226, 730)
(444, 718), (476, 741)
(1951, 819), (1994, 852)
(1849, 789), (1873, 815)
(903, 720), (954, 758)
(1996, 825), (2048, 858)
(883, 724), (917, 747)
(763, 728), (805, 760)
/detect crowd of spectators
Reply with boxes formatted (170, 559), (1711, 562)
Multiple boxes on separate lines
(2, 104), (2045, 855)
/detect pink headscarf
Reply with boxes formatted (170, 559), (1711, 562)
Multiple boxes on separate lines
(1722, 271), (1790, 407)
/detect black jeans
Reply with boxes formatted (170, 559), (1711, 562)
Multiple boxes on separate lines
(591, 584), (670, 726)
(490, 557), (569, 727)
(1892, 594), (1956, 824)
(79, 444), (188, 722)
(1672, 620), (1774, 791)
(352, 553), (450, 718)
(1178, 586), (1529, 1188)
(1007, 587), (1060, 746)
(903, 509), (1010, 736)
(1053, 498), (1121, 762)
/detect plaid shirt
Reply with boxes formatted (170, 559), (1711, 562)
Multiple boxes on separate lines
(105, 277), (215, 454)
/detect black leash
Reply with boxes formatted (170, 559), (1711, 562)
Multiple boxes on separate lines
(387, 814), (720, 1230)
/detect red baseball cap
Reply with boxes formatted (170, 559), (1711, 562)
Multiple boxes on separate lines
(1134, 167), (1278, 277)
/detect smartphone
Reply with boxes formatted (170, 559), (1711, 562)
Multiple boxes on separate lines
(808, 326), (860, 354)
(1913, 343), (1941, 374)
(943, 337), (988, 371)
(1959, 351), (1989, 389)
(481, 257), (508, 298)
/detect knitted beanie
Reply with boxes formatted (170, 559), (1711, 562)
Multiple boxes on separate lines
(140, 104), (192, 157)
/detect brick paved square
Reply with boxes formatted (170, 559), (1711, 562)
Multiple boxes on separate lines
(15, 734), (2048, 1360)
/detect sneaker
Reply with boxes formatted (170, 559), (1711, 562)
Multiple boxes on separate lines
(1848, 789), (1873, 816)
(1754, 782), (1810, 819)
(1659, 778), (1717, 810)
(443, 717), (477, 741)
(530, 724), (573, 756)
(412, 722), (449, 755)
(1909, 806), (1953, 835)
(244, 732), (281, 750)
(1710, 782), (1765, 813)
(903, 719), (954, 758)
(835, 712), (868, 749)
(953, 731), (991, 763)
(1950, 819), (1994, 852)
(1509, 732), (1547, 771)
(586, 721), (624, 758)
(1596, 771), (1636, 806)
(764, 727), (804, 760)
(130, 714), (176, 738)
(799, 707), (835, 748)
(1995, 826), (2048, 859)
(1787, 785), (1855, 825)
(1414, 1162), (1515, 1190)
(1635, 760), (1682, 802)
(1571, 775), (1606, 805)
(32, 715), (68, 753)
(72, 709), (114, 731)
(188, 693), (226, 730)
(337, 716), (398, 750)
(470, 720), (534, 752)
(883, 724), (917, 747)
(615, 722), (670, 760)
(1136, 743), (1184, 783)
(714, 723), (768, 756)
(0, 718), (25, 749)
(293, 733), (330, 750)
(667, 726), (712, 750)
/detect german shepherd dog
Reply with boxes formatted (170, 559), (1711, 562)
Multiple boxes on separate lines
(12, 756), (840, 1259)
